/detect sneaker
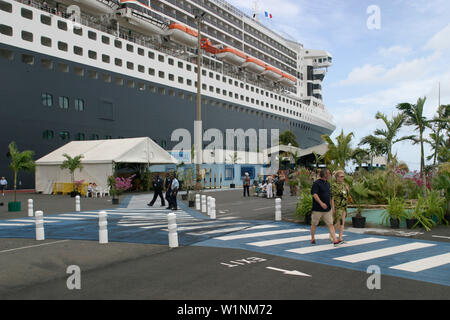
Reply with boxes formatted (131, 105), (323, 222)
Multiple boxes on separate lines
(333, 240), (343, 247)
(147, 203), (153, 207)
(311, 239), (316, 245)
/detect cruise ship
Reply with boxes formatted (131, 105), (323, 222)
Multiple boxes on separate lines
(0, 0), (335, 188)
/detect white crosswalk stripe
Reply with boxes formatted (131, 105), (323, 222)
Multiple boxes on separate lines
(248, 233), (344, 247)
(215, 228), (309, 241)
(287, 238), (386, 254)
(333, 242), (436, 263)
(389, 252), (450, 272)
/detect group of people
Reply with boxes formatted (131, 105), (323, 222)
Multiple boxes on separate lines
(87, 183), (101, 197)
(243, 172), (285, 199)
(147, 172), (179, 210)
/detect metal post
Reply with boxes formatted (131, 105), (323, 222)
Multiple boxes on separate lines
(168, 213), (179, 248)
(207, 196), (212, 216)
(195, 193), (201, 210)
(98, 211), (108, 244)
(35, 210), (45, 241)
(210, 197), (216, 220)
(275, 198), (282, 221)
(75, 195), (80, 212)
(201, 194), (207, 213)
(28, 199), (33, 217)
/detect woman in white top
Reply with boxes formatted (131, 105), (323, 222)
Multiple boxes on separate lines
(266, 176), (273, 199)
(0, 177), (7, 196)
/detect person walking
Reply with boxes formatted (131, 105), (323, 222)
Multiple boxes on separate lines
(164, 174), (172, 209)
(169, 173), (180, 210)
(275, 174), (284, 199)
(243, 172), (250, 197)
(148, 175), (165, 207)
(266, 175), (273, 199)
(331, 170), (349, 243)
(310, 168), (342, 247)
(0, 177), (7, 196)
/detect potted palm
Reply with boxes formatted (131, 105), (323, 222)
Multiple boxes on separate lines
(406, 196), (435, 231)
(381, 196), (407, 228)
(296, 191), (312, 225)
(7, 142), (35, 212)
(60, 154), (84, 197)
(423, 190), (445, 225)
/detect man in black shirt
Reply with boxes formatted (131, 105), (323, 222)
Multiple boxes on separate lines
(310, 168), (342, 246)
(148, 175), (165, 207)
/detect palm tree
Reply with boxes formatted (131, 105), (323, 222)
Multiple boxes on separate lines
(351, 148), (370, 171)
(60, 154), (84, 193)
(397, 97), (429, 194)
(312, 151), (325, 169)
(427, 104), (450, 166)
(8, 142), (35, 202)
(279, 130), (299, 147)
(321, 130), (354, 170)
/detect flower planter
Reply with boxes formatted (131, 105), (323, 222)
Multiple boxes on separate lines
(390, 218), (400, 229)
(352, 216), (366, 228)
(406, 218), (419, 229)
(8, 201), (21, 212)
(112, 198), (120, 205)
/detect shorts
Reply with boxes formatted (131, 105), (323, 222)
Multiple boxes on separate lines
(311, 210), (333, 226)
(0, 185), (5, 191)
(334, 208), (347, 225)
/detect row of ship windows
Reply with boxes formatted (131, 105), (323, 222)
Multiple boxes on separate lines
(0, 47), (315, 121)
(42, 130), (113, 142)
(41, 93), (84, 111)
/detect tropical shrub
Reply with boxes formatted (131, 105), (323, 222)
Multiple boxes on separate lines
(296, 191), (312, 220)
(381, 196), (408, 226)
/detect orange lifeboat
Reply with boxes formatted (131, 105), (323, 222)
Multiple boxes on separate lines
(262, 65), (283, 81)
(278, 73), (297, 87)
(166, 23), (198, 48)
(216, 47), (247, 66)
(242, 57), (266, 74)
(201, 38), (221, 55)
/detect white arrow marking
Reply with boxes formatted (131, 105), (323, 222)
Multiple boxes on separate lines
(266, 267), (311, 277)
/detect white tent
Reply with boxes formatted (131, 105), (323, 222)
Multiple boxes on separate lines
(35, 137), (177, 194)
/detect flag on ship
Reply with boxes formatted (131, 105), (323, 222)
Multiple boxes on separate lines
(264, 11), (273, 18)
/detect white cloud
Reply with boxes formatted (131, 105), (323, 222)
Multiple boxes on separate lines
(378, 45), (412, 58)
(424, 23), (450, 52)
(333, 64), (386, 86)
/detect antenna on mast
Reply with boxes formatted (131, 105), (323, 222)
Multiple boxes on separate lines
(252, 1), (260, 22)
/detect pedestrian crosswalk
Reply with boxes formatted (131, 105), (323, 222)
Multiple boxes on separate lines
(194, 223), (450, 286)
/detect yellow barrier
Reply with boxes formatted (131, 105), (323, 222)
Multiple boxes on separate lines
(52, 183), (89, 196)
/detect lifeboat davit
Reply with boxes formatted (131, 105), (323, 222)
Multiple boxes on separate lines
(216, 47), (247, 66)
(116, 0), (166, 35)
(242, 57), (266, 74)
(262, 65), (283, 81)
(58, 0), (118, 15)
(278, 73), (297, 87)
(166, 24), (198, 48)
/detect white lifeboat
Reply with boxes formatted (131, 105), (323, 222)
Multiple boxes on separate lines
(242, 57), (266, 74)
(166, 24), (198, 48)
(58, 0), (118, 15)
(262, 65), (283, 81)
(278, 73), (297, 87)
(116, 1), (166, 35)
(216, 47), (247, 66)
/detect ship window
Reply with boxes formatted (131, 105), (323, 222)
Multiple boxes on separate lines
(126, 44), (133, 52)
(41, 93), (53, 107)
(76, 133), (85, 141)
(115, 77), (123, 86)
(74, 46), (83, 56)
(158, 71), (164, 78)
(102, 54), (110, 63)
(158, 55), (164, 62)
(75, 99), (85, 111)
(21, 8), (33, 19)
(127, 80), (134, 88)
(0, 1), (12, 12)
(178, 61), (183, 68)
(88, 70), (98, 79)
(126, 61), (133, 70)
(138, 83), (145, 91)
(73, 66), (83, 76)
(169, 90), (175, 97)
(209, 86), (214, 92)
(202, 70), (206, 76)
(138, 65), (144, 73)
(21, 31), (33, 42)
(104, 135), (112, 140)
(178, 92), (184, 99)
(58, 41), (68, 52)
(234, 93), (238, 99)
(246, 97), (249, 102)
(115, 58), (122, 66)
(41, 58), (53, 69)
(73, 27), (82, 36)
(169, 74), (174, 81)
(148, 68), (155, 76)
(222, 90), (226, 96)
(40, 36), (51, 47)
(216, 88), (220, 94)
(88, 31), (97, 41)
(245, 85), (249, 90)
(229, 92), (232, 97)
(148, 85), (156, 93)
(240, 95), (244, 101)
(168, 58), (174, 65)
(138, 48), (144, 56)
(40, 15), (51, 26)
(158, 87), (165, 95)
(209, 72), (213, 78)
(114, 40), (122, 48)
(0, 48), (13, 60)
(178, 77), (183, 84)
(186, 64), (191, 71)
(148, 51), (155, 59)
(229, 79), (232, 85)
(42, 130), (54, 140)
(216, 75), (220, 81)
(102, 73), (111, 83)
(59, 96), (69, 109)
(187, 79), (192, 86)
(88, 50), (97, 60)
(21, 54), (34, 65)
(240, 83), (244, 89)
(102, 35), (110, 45)
(201, 84), (206, 90)
(222, 77), (226, 83)
(91, 134), (99, 140)
(187, 94), (193, 101)
(57, 20), (67, 31)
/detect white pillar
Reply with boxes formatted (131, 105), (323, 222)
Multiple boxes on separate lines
(98, 211), (108, 244)
(201, 195), (207, 213)
(168, 212), (178, 248)
(207, 196), (212, 216)
(195, 194), (201, 210)
(75, 195), (81, 212)
(210, 197), (216, 220)
(35, 210), (45, 241)
(275, 198), (282, 221)
(28, 199), (33, 217)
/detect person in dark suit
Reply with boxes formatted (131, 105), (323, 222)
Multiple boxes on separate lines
(148, 175), (165, 207)
(165, 174), (173, 209)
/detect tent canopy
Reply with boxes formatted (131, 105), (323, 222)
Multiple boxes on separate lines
(36, 137), (177, 165)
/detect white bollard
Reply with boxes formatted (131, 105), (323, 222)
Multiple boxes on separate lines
(275, 198), (282, 221)
(210, 198), (216, 220)
(75, 195), (81, 212)
(207, 196), (212, 216)
(28, 199), (33, 217)
(98, 211), (108, 244)
(168, 213), (179, 248)
(35, 210), (45, 241)
(195, 194), (201, 210)
(201, 195), (207, 213)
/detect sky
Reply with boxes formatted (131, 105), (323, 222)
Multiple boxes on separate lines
(226, 0), (450, 171)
